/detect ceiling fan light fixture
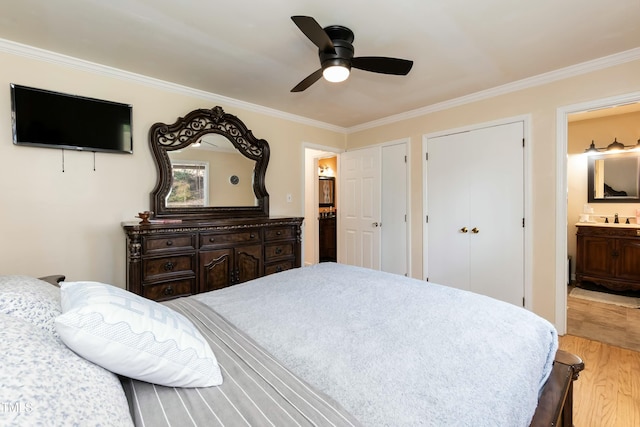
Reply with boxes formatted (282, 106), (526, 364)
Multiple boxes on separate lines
(323, 65), (350, 82)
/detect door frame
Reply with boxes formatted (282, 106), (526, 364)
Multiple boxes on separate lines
(555, 91), (640, 335)
(422, 114), (532, 310)
(302, 143), (343, 266)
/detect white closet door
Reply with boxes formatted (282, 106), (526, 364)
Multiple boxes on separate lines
(466, 122), (524, 305)
(339, 147), (381, 269)
(427, 122), (524, 306)
(427, 131), (471, 290)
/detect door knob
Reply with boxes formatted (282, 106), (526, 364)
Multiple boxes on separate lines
(460, 227), (468, 233)
(372, 222), (379, 227)
(471, 227), (480, 234)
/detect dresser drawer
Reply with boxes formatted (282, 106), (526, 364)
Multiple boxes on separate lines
(142, 278), (194, 301)
(142, 254), (195, 281)
(265, 242), (294, 261)
(199, 230), (261, 249)
(264, 226), (295, 241)
(143, 234), (196, 255)
(265, 260), (294, 275)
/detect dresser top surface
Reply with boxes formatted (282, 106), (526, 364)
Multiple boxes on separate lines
(122, 216), (304, 233)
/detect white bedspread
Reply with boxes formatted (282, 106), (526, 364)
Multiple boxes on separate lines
(195, 263), (557, 426)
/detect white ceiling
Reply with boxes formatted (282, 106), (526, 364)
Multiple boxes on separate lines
(1, 0), (639, 129)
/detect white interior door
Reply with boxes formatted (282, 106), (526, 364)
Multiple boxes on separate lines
(427, 122), (524, 306)
(339, 147), (381, 269)
(467, 123), (524, 305)
(427, 131), (471, 289)
(381, 142), (408, 275)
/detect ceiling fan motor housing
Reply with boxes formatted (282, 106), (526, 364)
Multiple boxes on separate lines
(320, 25), (355, 70)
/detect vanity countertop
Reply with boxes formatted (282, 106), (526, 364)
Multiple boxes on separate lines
(575, 222), (640, 229)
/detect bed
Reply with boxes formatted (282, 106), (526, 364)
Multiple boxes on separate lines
(0, 263), (582, 426)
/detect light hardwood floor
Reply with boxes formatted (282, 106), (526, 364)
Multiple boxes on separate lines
(564, 289), (640, 426)
(559, 335), (640, 427)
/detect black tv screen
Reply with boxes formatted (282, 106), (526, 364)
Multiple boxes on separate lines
(11, 84), (133, 153)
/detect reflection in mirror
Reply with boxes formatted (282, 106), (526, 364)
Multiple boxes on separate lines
(588, 151), (640, 203)
(167, 134), (257, 208)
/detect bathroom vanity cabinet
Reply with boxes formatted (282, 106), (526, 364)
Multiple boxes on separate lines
(575, 224), (640, 292)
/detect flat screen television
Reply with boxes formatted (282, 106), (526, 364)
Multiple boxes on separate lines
(11, 84), (133, 154)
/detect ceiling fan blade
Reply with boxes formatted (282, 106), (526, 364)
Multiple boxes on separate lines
(352, 57), (414, 75)
(291, 16), (335, 53)
(291, 68), (324, 92)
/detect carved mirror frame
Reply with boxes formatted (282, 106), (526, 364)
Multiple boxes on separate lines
(150, 106), (269, 219)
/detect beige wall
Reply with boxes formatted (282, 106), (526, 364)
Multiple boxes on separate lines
(2, 44), (639, 326)
(0, 50), (345, 286)
(567, 111), (640, 279)
(347, 59), (640, 323)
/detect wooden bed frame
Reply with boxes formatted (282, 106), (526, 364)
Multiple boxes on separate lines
(39, 274), (584, 426)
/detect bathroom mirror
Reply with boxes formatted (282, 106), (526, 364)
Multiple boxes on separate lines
(587, 151), (640, 203)
(150, 107), (269, 219)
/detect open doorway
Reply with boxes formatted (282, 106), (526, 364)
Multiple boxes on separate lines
(557, 92), (640, 337)
(303, 145), (342, 267)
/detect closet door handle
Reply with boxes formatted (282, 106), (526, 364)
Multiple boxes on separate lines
(460, 227), (468, 233)
(471, 227), (480, 234)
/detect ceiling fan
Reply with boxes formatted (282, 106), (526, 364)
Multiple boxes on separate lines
(290, 15), (414, 92)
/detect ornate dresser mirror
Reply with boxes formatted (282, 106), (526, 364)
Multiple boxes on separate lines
(150, 106), (270, 219)
(587, 151), (640, 203)
(124, 106), (302, 301)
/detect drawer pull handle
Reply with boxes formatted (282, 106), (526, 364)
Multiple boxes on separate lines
(164, 262), (175, 271)
(276, 231), (282, 236)
(275, 247), (283, 255)
(166, 240), (173, 246)
(250, 233), (255, 239)
(209, 237), (215, 242)
(163, 286), (174, 296)
(275, 266), (283, 273)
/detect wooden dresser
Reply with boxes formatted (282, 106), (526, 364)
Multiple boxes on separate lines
(123, 217), (303, 301)
(575, 223), (640, 292)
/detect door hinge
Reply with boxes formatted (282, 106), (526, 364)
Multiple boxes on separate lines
(523, 297), (525, 307)
(426, 215), (429, 223)
(404, 155), (407, 163)
(522, 218), (525, 228)
(522, 138), (525, 147)
(405, 214), (407, 222)
(425, 152), (428, 161)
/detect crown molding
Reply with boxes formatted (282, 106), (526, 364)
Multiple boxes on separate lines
(347, 47), (640, 134)
(2, 37), (638, 135)
(0, 38), (347, 134)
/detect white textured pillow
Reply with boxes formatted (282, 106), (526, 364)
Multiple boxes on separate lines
(0, 275), (61, 336)
(55, 281), (223, 387)
(0, 313), (133, 426)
